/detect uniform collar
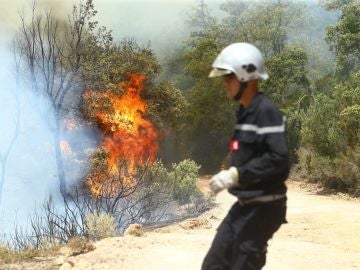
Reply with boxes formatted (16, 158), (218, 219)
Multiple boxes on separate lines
(237, 92), (263, 120)
(245, 91), (263, 113)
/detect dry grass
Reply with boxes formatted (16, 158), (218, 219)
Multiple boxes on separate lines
(0, 237), (95, 266)
(124, 223), (145, 237)
(0, 245), (61, 265)
(86, 213), (117, 241)
(67, 237), (95, 256)
(179, 217), (212, 230)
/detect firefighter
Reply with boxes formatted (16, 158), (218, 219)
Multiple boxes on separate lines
(202, 42), (290, 270)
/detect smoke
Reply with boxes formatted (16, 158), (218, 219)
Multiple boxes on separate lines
(0, 0), (73, 25)
(0, 12), (98, 239)
(93, 0), (225, 56)
(0, 29), (53, 236)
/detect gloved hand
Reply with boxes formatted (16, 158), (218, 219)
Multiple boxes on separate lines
(210, 167), (239, 194)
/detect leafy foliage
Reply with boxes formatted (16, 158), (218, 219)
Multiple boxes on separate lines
(137, 159), (202, 206)
(178, 0), (359, 193)
(335, 146), (360, 194)
(300, 72), (360, 192)
(81, 38), (161, 89)
(170, 159), (201, 205)
(146, 81), (189, 164)
(301, 93), (342, 157)
(263, 47), (310, 107)
(147, 81), (188, 130)
(220, 0), (306, 56)
(325, 0), (360, 76)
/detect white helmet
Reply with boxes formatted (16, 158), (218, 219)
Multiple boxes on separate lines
(209, 43), (269, 82)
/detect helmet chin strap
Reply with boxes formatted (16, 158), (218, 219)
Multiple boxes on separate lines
(233, 82), (248, 101)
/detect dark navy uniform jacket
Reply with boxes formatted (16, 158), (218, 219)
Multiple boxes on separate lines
(229, 92), (290, 199)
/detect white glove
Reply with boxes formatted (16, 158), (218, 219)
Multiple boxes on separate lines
(210, 167), (239, 194)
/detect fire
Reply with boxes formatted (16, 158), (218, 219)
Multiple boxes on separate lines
(84, 74), (159, 196)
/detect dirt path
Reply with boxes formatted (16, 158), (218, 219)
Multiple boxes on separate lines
(56, 180), (360, 270)
(3, 179), (359, 269)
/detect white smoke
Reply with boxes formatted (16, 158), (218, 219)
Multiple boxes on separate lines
(0, 19), (98, 239)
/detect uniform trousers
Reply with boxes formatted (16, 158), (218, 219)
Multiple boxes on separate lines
(202, 198), (287, 270)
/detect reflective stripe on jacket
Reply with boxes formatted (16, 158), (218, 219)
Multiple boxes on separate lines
(229, 92), (290, 199)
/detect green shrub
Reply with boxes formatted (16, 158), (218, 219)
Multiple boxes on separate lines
(299, 72), (360, 194)
(285, 107), (302, 163)
(148, 160), (170, 189)
(339, 105), (360, 147)
(300, 93), (342, 157)
(170, 159), (201, 205)
(145, 159), (202, 205)
(297, 147), (315, 174)
(335, 147), (360, 195)
(308, 155), (336, 183)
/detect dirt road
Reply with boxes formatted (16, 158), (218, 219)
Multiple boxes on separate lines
(58, 180), (360, 270)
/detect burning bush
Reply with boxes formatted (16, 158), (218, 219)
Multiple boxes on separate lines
(83, 73), (160, 196)
(4, 73), (207, 254)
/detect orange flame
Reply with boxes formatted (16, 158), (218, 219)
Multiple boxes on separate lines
(84, 74), (159, 196)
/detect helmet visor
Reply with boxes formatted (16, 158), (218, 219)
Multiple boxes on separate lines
(208, 68), (233, 78)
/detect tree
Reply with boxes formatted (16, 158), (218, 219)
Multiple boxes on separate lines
(325, 0), (360, 76)
(262, 46), (310, 108)
(146, 81), (189, 164)
(15, 0), (105, 195)
(220, 0), (306, 57)
(186, 0), (217, 34)
(81, 38), (161, 90)
(80, 36), (189, 165)
(301, 93), (342, 158)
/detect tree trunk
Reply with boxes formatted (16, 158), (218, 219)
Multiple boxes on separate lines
(54, 117), (67, 196)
